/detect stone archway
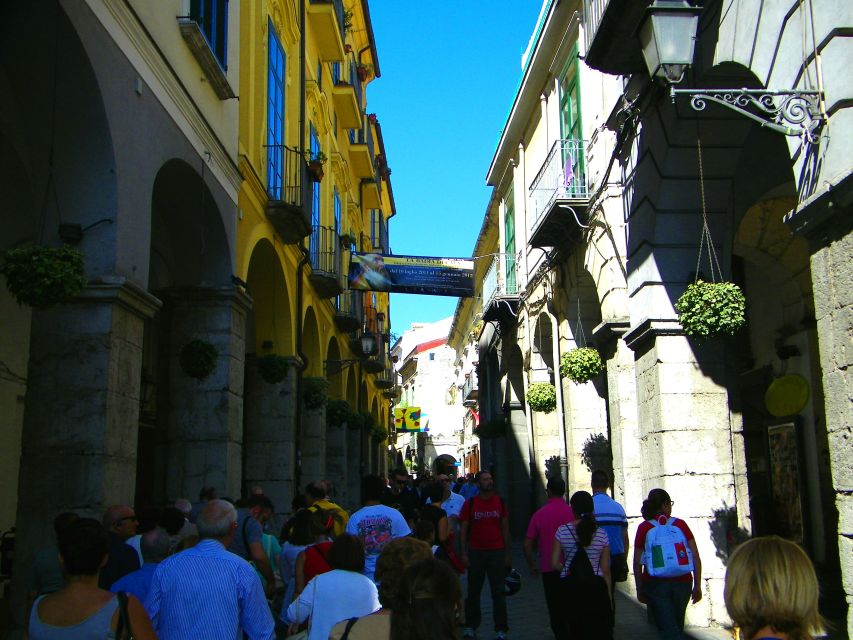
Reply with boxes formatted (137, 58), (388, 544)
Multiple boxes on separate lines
(145, 158), (244, 505)
(300, 307), (325, 483)
(325, 337), (348, 503)
(243, 239), (296, 516)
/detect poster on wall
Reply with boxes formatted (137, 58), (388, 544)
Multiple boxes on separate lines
(348, 252), (474, 297)
(394, 406), (422, 432)
(767, 421), (804, 543)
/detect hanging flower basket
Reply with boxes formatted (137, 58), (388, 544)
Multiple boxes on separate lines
(359, 411), (376, 432)
(179, 339), (219, 380)
(303, 377), (329, 409)
(0, 244), (87, 308)
(371, 423), (388, 443)
(257, 354), (289, 384)
(307, 161), (324, 182)
(526, 382), (557, 414)
(326, 399), (351, 427)
(675, 280), (746, 339)
(560, 347), (605, 384)
(346, 409), (366, 431)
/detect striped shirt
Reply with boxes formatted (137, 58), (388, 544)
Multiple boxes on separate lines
(145, 538), (275, 640)
(554, 523), (609, 578)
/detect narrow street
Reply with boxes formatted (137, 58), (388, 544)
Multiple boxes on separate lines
(473, 543), (730, 640)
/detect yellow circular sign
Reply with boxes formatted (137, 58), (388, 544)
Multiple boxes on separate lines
(764, 374), (810, 417)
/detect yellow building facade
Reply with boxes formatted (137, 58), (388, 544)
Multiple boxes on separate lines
(236, 0), (396, 508)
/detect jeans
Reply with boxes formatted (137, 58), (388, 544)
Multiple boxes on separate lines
(644, 580), (692, 640)
(464, 549), (508, 632)
(542, 571), (566, 639)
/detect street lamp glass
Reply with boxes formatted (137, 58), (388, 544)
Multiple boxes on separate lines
(639, 1), (701, 84)
(360, 333), (378, 356)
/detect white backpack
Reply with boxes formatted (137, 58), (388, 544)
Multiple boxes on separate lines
(642, 517), (694, 578)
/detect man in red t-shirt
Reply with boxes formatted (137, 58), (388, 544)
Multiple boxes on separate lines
(460, 470), (511, 640)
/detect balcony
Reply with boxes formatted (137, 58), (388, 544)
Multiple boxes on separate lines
(462, 373), (478, 407)
(309, 225), (344, 298)
(374, 359), (395, 389)
(350, 118), (375, 178)
(482, 254), (520, 324)
(528, 139), (590, 249)
(583, 0), (648, 75)
(307, 0), (346, 62)
(362, 170), (382, 209)
(265, 145), (312, 243)
(332, 83), (361, 130)
(334, 288), (363, 332)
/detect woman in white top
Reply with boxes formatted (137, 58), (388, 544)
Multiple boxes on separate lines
(551, 491), (612, 640)
(285, 534), (380, 640)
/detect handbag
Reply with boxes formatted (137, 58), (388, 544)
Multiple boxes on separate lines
(611, 552), (629, 582)
(115, 592), (134, 640)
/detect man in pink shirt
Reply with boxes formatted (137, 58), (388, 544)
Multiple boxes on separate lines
(523, 476), (575, 639)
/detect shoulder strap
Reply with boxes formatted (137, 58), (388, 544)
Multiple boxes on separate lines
(115, 592), (132, 640)
(340, 617), (359, 640)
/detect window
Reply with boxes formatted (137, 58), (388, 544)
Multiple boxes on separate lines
(317, 61), (322, 91)
(559, 46), (584, 187)
(332, 62), (341, 84)
(334, 188), (342, 236)
(429, 353), (435, 361)
(310, 125), (321, 229)
(504, 194), (516, 292)
(266, 21), (285, 199)
(370, 210), (385, 252)
(190, 0), (228, 69)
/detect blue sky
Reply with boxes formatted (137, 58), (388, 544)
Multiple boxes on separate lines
(367, 2), (545, 336)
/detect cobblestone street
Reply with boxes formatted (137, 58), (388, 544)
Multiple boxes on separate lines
(468, 544), (731, 640)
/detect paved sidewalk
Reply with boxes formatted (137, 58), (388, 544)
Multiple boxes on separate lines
(467, 543), (730, 640)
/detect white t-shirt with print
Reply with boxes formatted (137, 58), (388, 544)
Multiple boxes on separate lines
(345, 504), (411, 580)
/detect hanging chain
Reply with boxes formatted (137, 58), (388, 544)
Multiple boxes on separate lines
(574, 295), (587, 348)
(694, 137), (723, 283)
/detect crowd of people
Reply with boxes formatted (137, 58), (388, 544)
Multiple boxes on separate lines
(23, 468), (826, 640)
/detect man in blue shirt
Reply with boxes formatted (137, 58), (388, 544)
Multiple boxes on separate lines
(146, 499), (275, 640)
(591, 470), (629, 608)
(111, 528), (170, 603)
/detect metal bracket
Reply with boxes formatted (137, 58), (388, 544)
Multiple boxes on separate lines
(671, 88), (823, 143)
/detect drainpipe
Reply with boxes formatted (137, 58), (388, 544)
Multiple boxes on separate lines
(294, 0), (309, 493)
(545, 304), (569, 489)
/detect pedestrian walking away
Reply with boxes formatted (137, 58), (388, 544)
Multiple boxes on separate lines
(460, 470), (511, 640)
(591, 469), (630, 607)
(523, 475), (574, 639)
(552, 490), (613, 640)
(633, 488), (703, 640)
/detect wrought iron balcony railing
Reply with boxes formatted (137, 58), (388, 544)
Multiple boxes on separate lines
(308, 225), (343, 297)
(462, 373), (478, 407)
(334, 288), (363, 332)
(582, 0), (648, 75)
(527, 139), (591, 249)
(265, 145), (311, 243)
(482, 253), (520, 319)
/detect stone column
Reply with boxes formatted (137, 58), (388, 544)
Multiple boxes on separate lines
(11, 279), (160, 621)
(300, 405), (326, 485)
(161, 287), (251, 502)
(244, 355), (299, 518)
(325, 419), (348, 507)
(625, 323), (749, 627)
(346, 425), (362, 509)
(805, 220), (853, 637)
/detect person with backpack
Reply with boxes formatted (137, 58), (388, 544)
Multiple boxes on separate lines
(459, 470), (511, 640)
(551, 491), (612, 640)
(633, 488), (703, 640)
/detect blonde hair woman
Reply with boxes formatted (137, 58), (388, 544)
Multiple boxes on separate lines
(724, 536), (824, 640)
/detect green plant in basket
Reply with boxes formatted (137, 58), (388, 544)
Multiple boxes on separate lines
(346, 409), (366, 431)
(257, 354), (289, 384)
(371, 423), (388, 443)
(179, 340), (218, 380)
(675, 280), (746, 339)
(0, 244), (87, 307)
(526, 382), (557, 413)
(560, 347), (605, 384)
(326, 399), (351, 427)
(303, 377), (329, 409)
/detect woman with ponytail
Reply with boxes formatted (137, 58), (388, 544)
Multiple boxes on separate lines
(551, 490), (612, 640)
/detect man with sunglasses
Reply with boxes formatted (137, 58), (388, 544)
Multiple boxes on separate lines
(99, 504), (141, 588)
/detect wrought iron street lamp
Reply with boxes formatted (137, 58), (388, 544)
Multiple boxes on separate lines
(638, 0), (702, 84)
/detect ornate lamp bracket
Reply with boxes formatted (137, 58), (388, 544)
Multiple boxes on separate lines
(671, 88), (824, 143)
